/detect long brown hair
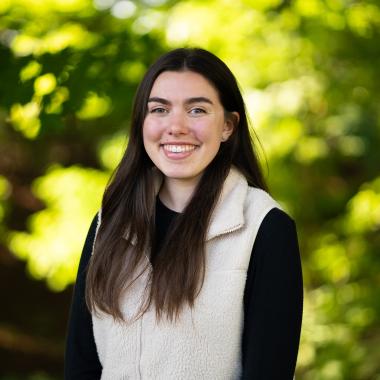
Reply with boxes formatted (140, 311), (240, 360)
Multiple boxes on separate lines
(86, 48), (268, 321)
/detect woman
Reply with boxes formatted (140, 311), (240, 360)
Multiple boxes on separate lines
(65, 48), (303, 379)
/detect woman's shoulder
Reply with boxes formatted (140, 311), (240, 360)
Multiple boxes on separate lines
(84, 212), (100, 259)
(258, 207), (296, 237)
(244, 186), (286, 224)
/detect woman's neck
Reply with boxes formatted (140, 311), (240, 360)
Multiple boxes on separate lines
(159, 176), (200, 213)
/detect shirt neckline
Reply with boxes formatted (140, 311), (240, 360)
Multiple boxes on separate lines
(156, 196), (180, 217)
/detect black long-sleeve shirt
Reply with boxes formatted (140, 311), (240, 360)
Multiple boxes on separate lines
(65, 199), (303, 379)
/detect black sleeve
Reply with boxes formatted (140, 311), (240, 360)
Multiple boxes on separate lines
(241, 208), (303, 380)
(64, 214), (102, 380)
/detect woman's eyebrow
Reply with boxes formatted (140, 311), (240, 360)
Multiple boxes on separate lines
(185, 97), (214, 105)
(148, 97), (170, 104)
(147, 96), (214, 105)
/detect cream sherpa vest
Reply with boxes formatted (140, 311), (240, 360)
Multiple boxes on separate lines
(91, 168), (281, 380)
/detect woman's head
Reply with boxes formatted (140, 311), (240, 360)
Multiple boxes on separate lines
(142, 70), (237, 187)
(129, 48), (257, 184)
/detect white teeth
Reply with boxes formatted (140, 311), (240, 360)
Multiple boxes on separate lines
(163, 144), (196, 153)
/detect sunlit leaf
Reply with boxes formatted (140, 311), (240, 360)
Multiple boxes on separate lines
(34, 73), (57, 96)
(10, 101), (41, 139)
(76, 92), (112, 119)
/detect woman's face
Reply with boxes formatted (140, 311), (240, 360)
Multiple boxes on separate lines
(143, 70), (234, 187)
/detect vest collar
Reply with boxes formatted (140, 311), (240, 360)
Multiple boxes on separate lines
(153, 166), (248, 241)
(206, 167), (247, 241)
(123, 167), (248, 242)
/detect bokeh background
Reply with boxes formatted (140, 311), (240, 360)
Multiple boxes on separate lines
(0, 0), (379, 379)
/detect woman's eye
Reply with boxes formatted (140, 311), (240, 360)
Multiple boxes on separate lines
(189, 108), (206, 115)
(150, 107), (167, 114)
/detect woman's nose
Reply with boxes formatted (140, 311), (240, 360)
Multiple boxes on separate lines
(167, 112), (189, 135)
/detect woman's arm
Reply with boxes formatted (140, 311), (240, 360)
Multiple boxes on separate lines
(64, 214), (102, 380)
(242, 208), (303, 380)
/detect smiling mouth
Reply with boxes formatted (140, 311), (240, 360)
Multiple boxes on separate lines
(162, 144), (198, 153)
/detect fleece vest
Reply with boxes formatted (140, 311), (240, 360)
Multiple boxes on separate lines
(91, 168), (281, 380)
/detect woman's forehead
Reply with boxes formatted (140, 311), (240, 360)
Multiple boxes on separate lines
(149, 70), (220, 101)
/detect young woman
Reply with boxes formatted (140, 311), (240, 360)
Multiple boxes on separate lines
(64, 48), (303, 379)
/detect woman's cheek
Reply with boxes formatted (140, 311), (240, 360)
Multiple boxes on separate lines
(194, 121), (217, 143)
(143, 119), (162, 141)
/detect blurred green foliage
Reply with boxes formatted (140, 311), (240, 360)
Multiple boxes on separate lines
(9, 165), (109, 290)
(0, 0), (379, 379)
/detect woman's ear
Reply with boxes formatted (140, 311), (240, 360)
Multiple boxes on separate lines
(222, 112), (240, 142)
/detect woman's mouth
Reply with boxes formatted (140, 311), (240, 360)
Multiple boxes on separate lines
(163, 144), (197, 153)
(162, 144), (198, 159)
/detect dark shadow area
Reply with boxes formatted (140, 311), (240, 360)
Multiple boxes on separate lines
(0, 245), (73, 379)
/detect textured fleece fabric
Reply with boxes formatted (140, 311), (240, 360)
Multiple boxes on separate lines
(91, 168), (281, 380)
